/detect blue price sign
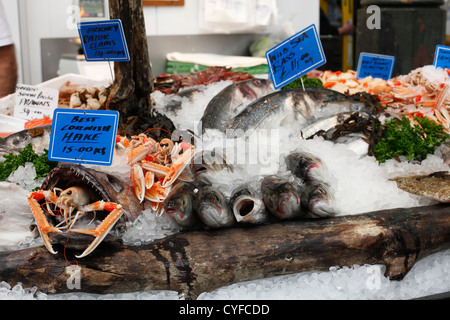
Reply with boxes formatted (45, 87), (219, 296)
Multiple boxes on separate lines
(433, 45), (450, 69)
(48, 109), (119, 166)
(266, 24), (326, 90)
(78, 19), (130, 62)
(356, 53), (395, 80)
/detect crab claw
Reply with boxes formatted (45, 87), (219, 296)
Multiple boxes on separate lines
(162, 145), (195, 188)
(145, 171), (155, 189)
(71, 201), (123, 258)
(131, 164), (145, 203)
(27, 193), (62, 255)
(144, 182), (170, 203)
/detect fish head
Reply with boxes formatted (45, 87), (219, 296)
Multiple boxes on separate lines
(195, 185), (234, 228)
(164, 183), (196, 225)
(277, 190), (301, 218)
(239, 79), (274, 100)
(305, 182), (337, 218)
(286, 152), (324, 181)
(261, 176), (302, 219)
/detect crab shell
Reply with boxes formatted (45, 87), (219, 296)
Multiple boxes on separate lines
(39, 164), (143, 249)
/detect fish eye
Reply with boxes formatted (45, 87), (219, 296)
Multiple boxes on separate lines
(66, 190), (72, 195)
(266, 196), (274, 208)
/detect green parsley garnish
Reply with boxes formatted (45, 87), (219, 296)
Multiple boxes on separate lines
(373, 116), (448, 163)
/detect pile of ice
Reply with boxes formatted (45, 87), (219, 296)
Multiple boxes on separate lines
(6, 162), (44, 191)
(152, 80), (233, 132)
(121, 205), (181, 246)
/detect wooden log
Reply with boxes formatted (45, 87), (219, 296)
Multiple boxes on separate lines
(0, 205), (449, 299)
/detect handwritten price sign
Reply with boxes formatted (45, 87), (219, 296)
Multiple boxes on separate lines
(14, 84), (59, 120)
(356, 52), (395, 81)
(48, 109), (119, 166)
(266, 24), (326, 90)
(77, 19), (130, 62)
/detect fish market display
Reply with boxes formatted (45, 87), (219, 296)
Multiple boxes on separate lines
(200, 78), (274, 132)
(391, 171), (450, 203)
(379, 66), (450, 134)
(26, 164), (142, 258)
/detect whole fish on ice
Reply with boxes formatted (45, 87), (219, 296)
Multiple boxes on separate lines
(226, 87), (366, 134)
(200, 79), (274, 132)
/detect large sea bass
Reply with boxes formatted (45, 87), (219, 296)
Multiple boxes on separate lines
(226, 87), (365, 133)
(200, 79), (274, 132)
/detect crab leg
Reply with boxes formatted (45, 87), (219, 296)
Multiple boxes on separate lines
(70, 201), (123, 258)
(27, 191), (62, 254)
(162, 145), (195, 188)
(141, 161), (170, 178)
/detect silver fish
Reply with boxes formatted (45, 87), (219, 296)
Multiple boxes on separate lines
(226, 88), (365, 133)
(163, 181), (199, 229)
(193, 184), (235, 228)
(260, 175), (304, 220)
(200, 79), (274, 132)
(301, 181), (337, 218)
(0, 125), (52, 156)
(230, 184), (267, 224)
(285, 152), (325, 181)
